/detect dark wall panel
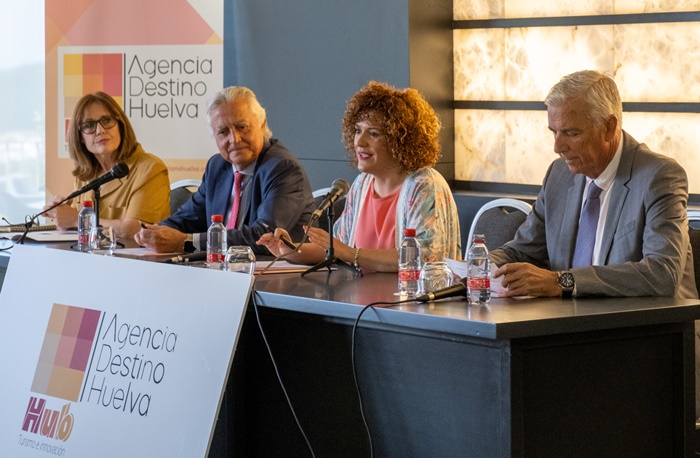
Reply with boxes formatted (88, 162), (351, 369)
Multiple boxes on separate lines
(224, 0), (410, 190)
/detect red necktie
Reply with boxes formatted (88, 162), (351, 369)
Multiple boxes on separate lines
(227, 171), (242, 230)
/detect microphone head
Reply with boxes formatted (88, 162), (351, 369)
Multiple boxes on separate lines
(111, 163), (129, 178)
(331, 178), (350, 196)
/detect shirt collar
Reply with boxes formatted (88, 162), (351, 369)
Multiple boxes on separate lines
(590, 134), (623, 191)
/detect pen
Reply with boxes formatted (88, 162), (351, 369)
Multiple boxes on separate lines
(261, 222), (299, 252)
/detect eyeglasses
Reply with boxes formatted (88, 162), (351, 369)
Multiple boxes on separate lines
(80, 116), (118, 134)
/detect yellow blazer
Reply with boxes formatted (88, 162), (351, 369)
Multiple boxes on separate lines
(72, 144), (170, 224)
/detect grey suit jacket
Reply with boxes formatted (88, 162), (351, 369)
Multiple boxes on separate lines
(491, 131), (697, 299)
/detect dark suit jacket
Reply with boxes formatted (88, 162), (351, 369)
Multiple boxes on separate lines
(162, 139), (314, 255)
(491, 131), (697, 299)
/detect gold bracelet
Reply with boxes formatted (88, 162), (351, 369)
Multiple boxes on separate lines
(353, 247), (361, 270)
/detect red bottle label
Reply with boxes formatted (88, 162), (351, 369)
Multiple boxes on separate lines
(467, 277), (490, 290)
(398, 270), (420, 281)
(207, 253), (225, 263)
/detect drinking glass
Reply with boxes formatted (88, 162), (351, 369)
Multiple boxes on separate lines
(418, 261), (454, 295)
(89, 226), (117, 255)
(225, 246), (256, 274)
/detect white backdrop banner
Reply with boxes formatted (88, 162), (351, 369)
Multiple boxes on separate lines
(0, 244), (253, 457)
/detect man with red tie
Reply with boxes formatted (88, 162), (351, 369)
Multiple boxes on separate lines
(136, 86), (314, 255)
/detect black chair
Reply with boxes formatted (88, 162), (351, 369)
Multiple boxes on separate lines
(466, 198), (532, 254)
(169, 179), (200, 216)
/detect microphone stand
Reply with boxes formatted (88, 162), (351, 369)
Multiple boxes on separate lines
(302, 201), (361, 277)
(94, 188), (101, 228)
(16, 194), (75, 245)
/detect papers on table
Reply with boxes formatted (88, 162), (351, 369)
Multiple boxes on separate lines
(254, 260), (313, 274)
(445, 257), (508, 298)
(8, 230), (78, 243)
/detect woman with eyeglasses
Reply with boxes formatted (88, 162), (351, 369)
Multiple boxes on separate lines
(43, 92), (170, 239)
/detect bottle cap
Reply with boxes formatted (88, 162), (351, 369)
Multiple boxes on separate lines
(211, 214), (224, 223)
(82, 200), (93, 207)
(403, 228), (416, 237)
(472, 233), (485, 243)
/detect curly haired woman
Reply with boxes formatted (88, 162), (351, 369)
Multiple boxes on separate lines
(258, 81), (461, 271)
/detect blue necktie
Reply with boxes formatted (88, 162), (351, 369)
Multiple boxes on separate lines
(572, 183), (602, 268)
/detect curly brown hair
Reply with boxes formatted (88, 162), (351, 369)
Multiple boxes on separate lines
(341, 81), (441, 173)
(67, 92), (139, 181)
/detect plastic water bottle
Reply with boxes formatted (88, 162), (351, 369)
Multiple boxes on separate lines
(206, 214), (227, 269)
(467, 233), (491, 304)
(77, 200), (96, 252)
(398, 228), (421, 297)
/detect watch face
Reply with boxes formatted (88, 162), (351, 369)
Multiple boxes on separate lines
(558, 272), (574, 289)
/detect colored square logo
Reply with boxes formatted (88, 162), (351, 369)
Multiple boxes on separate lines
(31, 304), (102, 402)
(62, 53), (123, 132)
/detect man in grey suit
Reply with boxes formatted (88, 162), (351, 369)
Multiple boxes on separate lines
(491, 70), (700, 417)
(491, 70), (697, 300)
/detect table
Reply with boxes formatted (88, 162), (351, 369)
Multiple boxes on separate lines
(210, 268), (700, 458)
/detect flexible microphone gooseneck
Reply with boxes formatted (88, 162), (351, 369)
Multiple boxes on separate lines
(66, 163), (129, 201)
(17, 163), (130, 245)
(310, 178), (350, 222)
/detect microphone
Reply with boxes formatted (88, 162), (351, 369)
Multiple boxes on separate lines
(415, 278), (467, 302)
(66, 163), (129, 200)
(310, 178), (350, 221)
(163, 251), (208, 264)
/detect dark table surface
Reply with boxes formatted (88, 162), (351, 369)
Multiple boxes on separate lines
(252, 267), (700, 340)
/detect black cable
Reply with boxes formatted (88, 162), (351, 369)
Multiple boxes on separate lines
(351, 298), (416, 458)
(251, 285), (317, 458)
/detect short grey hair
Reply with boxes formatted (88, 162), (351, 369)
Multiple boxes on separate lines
(205, 86), (273, 140)
(545, 70), (622, 132)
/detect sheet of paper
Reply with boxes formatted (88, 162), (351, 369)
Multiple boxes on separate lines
(10, 231), (78, 242)
(445, 257), (508, 298)
(255, 260), (313, 274)
(116, 247), (180, 257)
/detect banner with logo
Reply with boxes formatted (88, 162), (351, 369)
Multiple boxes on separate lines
(45, 0), (224, 196)
(0, 245), (252, 457)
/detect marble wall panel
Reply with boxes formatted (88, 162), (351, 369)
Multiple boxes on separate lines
(624, 112), (700, 193)
(614, 23), (700, 102)
(452, 2), (700, 195)
(453, 0), (700, 19)
(504, 26), (615, 101)
(503, 111), (556, 184)
(454, 29), (505, 100)
(456, 109), (553, 184)
(504, 0), (612, 18)
(455, 110), (507, 182)
(615, 0), (700, 13)
(454, 0), (612, 19)
(455, 26), (615, 101)
(456, 109), (700, 194)
(454, 0), (504, 21)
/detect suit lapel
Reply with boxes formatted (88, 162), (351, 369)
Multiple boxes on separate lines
(212, 161), (234, 220)
(599, 133), (635, 263)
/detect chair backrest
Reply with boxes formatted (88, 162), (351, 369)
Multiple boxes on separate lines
(689, 209), (700, 297)
(169, 179), (201, 216)
(689, 226), (700, 297)
(312, 188), (346, 233)
(466, 198), (532, 256)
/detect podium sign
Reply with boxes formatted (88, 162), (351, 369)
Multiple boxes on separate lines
(0, 245), (253, 457)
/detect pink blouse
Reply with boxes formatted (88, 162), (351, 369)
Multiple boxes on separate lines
(354, 183), (400, 250)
